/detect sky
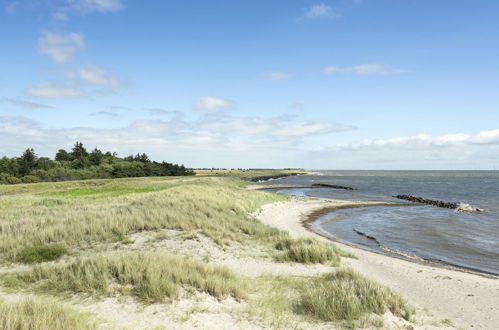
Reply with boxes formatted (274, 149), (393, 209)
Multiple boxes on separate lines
(1, 0), (499, 170)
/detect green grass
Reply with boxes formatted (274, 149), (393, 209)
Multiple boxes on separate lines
(0, 298), (97, 330)
(248, 270), (405, 329)
(0, 171), (418, 329)
(274, 238), (354, 265)
(16, 245), (68, 264)
(6, 252), (245, 302)
(44, 185), (161, 197)
(295, 268), (411, 324)
(0, 176), (289, 262)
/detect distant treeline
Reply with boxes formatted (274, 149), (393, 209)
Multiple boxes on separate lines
(0, 142), (194, 185)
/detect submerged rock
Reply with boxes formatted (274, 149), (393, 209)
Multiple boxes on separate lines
(311, 183), (356, 190)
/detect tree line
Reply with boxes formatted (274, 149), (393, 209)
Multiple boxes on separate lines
(0, 142), (194, 184)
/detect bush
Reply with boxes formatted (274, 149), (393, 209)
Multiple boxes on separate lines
(0, 298), (97, 330)
(17, 245), (68, 264)
(275, 238), (353, 265)
(21, 175), (42, 183)
(296, 268), (409, 323)
(0, 174), (22, 184)
(10, 252), (245, 302)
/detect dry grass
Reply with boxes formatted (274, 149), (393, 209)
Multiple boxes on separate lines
(296, 268), (412, 325)
(0, 298), (97, 330)
(6, 252), (245, 302)
(0, 176), (288, 262)
(248, 269), (407, 329)
(0, 172), (417, 329)
(274, 238), (354, 265)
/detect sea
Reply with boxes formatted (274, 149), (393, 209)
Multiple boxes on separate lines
(263, 171), (499, 276)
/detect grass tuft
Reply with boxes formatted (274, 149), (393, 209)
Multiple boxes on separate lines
(0, 298), (97, 330)
(295, 268), (409, 323)
(7, 252), (245, 302)
(17, 245), (68, 264)
(274, 238), (353, 265)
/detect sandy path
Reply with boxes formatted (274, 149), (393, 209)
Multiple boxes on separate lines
(255, 197), (499, 330)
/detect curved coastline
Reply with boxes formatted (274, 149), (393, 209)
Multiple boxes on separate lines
(301, 200), (498, 278)
(254, 196), (499, 329)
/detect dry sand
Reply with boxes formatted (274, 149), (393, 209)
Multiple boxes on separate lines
(254, 197), (499, 330)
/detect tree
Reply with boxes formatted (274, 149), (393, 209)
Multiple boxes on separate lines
(89, 148), (104, 166)
(71, 142), (88, 160)
(19, 148), (38, 176)
(55, 149), (71, 161)
(136, 153), (150, 163)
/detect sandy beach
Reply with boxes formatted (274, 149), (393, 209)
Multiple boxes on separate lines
(254, 197), (499, 330)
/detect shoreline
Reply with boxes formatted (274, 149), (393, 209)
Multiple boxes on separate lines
(255, 197), (499, 330)
(301, 201), (498, 279)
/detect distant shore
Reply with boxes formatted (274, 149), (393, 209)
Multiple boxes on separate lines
(255, 196), (499, 329)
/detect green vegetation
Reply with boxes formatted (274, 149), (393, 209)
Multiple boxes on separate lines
(0, 170), (417, 329)
(296, 268), (410, 324)
(7, 252), (244, 302)
(0, 298), (97, 330)
(17, 245), (68, 264)
(249, 269), (410, 329)
(0, 176), (288, 262)
(274, 238), (354, 265)
(0, 141), (193, 185)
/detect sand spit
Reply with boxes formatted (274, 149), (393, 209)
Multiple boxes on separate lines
(254, 197), (499, 330)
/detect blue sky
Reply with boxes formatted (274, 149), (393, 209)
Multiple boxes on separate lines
(1, 0), (499, 169)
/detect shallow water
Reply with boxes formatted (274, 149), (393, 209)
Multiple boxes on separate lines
(264, 171), (499, 275)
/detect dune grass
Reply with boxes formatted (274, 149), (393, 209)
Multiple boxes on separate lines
(0, 298), (97, 330)
(274, 238), (354, 265)
(0, 176), (288, 262)
(6, 252), (245, 302)
(248, 269), (409, 329)
(296, 268), (411, 324)
(16, 245), (68, 264)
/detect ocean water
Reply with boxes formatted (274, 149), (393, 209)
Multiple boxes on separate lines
(264, 171), (499, 276)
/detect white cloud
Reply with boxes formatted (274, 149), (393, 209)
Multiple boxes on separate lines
(194, 96), (235, 111)
(26, 83), (84, 98)
(67, 0), (124, 13)
(67, 65), (123, 88)
(5, 1), (19, 14)
(52, 11), (69, 21)
(148, 108), (184, 118)
(302, 129), (499, 169)
(305, 4), (339, 20)
(1, 116), (497, 169)
(89, 111), (119, 118)
(37, 31), (85, 63)
(290, 103), (305, 111)
(0, 115), (353, 167)
(335, 130), (499, 150)
(325, 63), (408, 75)
(4, 98), (53, 109)
(264, 72), (290, 81)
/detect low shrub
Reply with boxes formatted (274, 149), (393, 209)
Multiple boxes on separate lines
(21, 175), (42, 183)
(275, 238), (353, 265)
(17, 245), (68, 264)
(0, 298), (97, 330)
(296, 268), (409, 322)
(9, 252), (245, 302)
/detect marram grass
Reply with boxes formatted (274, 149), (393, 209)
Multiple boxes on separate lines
(6, 252), (245, 302)
(16, 245), (68, 264)
(274, 238), (354, 265)
(0, 177), (288, 262)
(296, 268), (410, 323)
(0, 298), (97, 330)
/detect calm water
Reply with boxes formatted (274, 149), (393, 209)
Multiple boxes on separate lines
(264, 171), (499, 275)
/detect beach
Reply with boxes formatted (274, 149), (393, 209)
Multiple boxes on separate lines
(255, 196), (499, 329)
